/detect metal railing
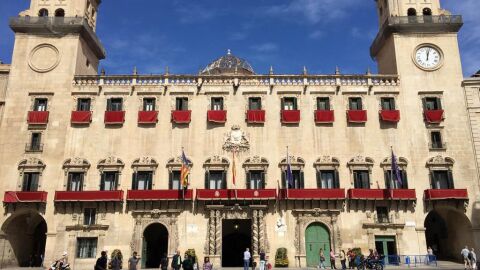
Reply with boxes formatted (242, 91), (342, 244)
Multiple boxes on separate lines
(389, 15), (463, 26)
(429, 142), (447, 150)
(25, 143), (43, 152)
(10, 16), (85, 26)
(382, 255), (437, 267)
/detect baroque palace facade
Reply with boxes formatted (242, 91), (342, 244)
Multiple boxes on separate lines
(0, 0), (479, 269)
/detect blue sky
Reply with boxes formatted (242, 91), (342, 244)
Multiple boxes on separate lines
(0, 0), (478, 76)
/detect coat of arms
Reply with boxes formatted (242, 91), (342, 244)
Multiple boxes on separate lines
(223, 125), (249, 153)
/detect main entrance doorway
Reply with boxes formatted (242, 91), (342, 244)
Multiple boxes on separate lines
(375, 236), (397, 264)
(222, 219), (252, 267)
(143, 223), (168, 268)
(305, 222), (331, 267)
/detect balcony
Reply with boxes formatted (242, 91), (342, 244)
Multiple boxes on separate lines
(3, 191), (48, 203)
(379, 110), (400, 122)
(424, 110), (444, 123)
(196, 189), (277, 200)
(429, 142), (447, 150)
(71, 111), (92, 124)
(347, 110), (367, 123)
(314, 110), (335, 123)
(27, 111), (49, 125)
(279, 189), (345, 200)
(25, 143), (43, 153)
(424, 189), (468, 200)
(348, 189), (416, 200)
(171, 110), (191, 124)
(246, 110), (265, 124)
(54, 190), (124, 202)
(281, 110), (301, 124)
(104, 111), (125, 124)
(207, 110), (227, 123)
(127, 189), (193, 201)
(387, 189), (417, 200)
(138, 111), (158, 124)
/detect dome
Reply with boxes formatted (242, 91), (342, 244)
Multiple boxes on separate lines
(201, 50), (254, 75)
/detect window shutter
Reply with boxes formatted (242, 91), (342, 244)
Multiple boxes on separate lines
(222, 171), (227, 189)
(107, 99), (112, 111)
(261, 171), (266, 189)
(447, 170), (454, 189)
(429, 171), (434, 189)
(316, 171), (321, 188)
(402, 170), (408, 189)
(67, 173), (73, 191)
(100, 173), (105, 191)
(32, 173), (39, 191)
(384, 171), (390, 189)
(184, 98), (188, 110)
(169, 171), (173, 190)
(176, 98), (180, 110)
(422, 98), (427, 110)
(358, 98), (363, 110)
(114, 172), (119, 191)
(334, 170), (340, 189)
(79, 173), (84, 191)
(293, 98), (298, 110)
(437, 98), (443, 110)
(300, 171), (305, 189)
(247, 171), (251, 189)
(281, 98), (285, 110)
(147, 172), (153, 190)
(281, 171), (286, 189)
(132, 172), (137, 190)
(258, 98), (262, 110)
(205, 171), (209, 189)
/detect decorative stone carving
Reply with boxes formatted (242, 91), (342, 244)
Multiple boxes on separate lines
(97, 156), (125, 172)
(132, 157), (158, 171)
(426, 155), (455, 167)
(204, 156), (229, 171)
(252, 210), (259, 255)
(18, 157), (46, 175)
(279, 156), (305, 170)
(63, 157), (91, 173)
(243, 156), (269, 171)
(223, 125), (250, 153)
(28, 44), (61, 73)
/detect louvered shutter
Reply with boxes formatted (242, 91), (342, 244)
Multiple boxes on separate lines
(447, 170), (454, 189)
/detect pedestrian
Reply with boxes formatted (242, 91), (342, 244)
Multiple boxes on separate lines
(347, 249), (355, 269)
(95, 251), (108, 270)
(318, 248), (326, 269)
(203, 257), (213, 270)
(462, 246), (471, 270)
(330, 250), (337, 269)
(427, 246), (434, 265)
(182, 255), (193, 270)
(339, 250), (346, 270)
(172, 250), (182, 270)
(259, 250), (266, 270)
(160, 253), (169, 270)
(244, 248), (251, 270)
(128, 252), (140, 270)
(471, 248), (477, 270)
(111, 253), (122, 270)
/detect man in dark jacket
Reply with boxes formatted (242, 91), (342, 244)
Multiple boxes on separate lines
(95, 251), (108, 270)
(171, 250), (182, 270)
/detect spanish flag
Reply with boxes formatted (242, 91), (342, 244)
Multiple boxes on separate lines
(180, 150), (190, 189)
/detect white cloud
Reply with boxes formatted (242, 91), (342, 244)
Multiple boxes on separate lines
(173, 2), (222, 24)
(251, 43), (279, 53)
(309, 30), (324, 40)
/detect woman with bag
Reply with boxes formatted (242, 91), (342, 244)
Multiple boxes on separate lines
(318, 248), (326, 269)
(202, 257), (213, 270)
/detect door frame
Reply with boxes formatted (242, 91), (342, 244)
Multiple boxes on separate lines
(305, 222), (332, 267)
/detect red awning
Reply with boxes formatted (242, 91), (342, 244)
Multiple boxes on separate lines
(71, 111), (92, 124)
(207, 110), (227, 123)
(171, 110), (191, 124)
(3, 191), (48, 203)
(54, 190), (124, 202)
(104, 111), (125, 124)
(280, 189), (345, 200)
(424, 189), (468, 200)
(424, 110), (444, 123)
(347, 110), (367, 123)
(138, 111), (158, 124)
(348, 189), (385, 200)
(246, 110), (266, 123)
(315, 110), (335, 123)
(379, 110), (400, 122)
(387, 189), (416, 200)
(196, 189), (277, 200)
(127, 189), (193, 201)
(28, 111), (49, 124)
(281, 110), (301, 123)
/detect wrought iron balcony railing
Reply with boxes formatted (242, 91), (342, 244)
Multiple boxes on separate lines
(389, 15), (463, 26)
(25, 143), (43, 152)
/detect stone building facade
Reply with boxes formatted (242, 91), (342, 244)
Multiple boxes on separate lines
(0, 0), (479, 269)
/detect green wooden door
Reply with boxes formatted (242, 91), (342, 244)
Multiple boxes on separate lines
(141, 237), (147, 268)
(305, 223), (331, 267)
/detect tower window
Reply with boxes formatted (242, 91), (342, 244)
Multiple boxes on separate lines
(376, 207), (390, 223)
(67, 172), (84, 191)
(407, 8), (417, 16)
(349, 97), (363, 110)
(55, 9), (65, 17)
(176, 98), (188, 111)
(431, 170), (454, 189)
(38, 9), (49, 17)
(100, 172), (119, 191)
(247, 170), (265, 189)
(282, 97), (297, 110)
(77, 98), (91, 111)
(169, 171), (182, 190)
(83, 208), (96, 226)
(205, 170), (226, 189)
(353, 170), (370, 189)
(423, 97), (442, 110)
(423, 8), (432, 16)
(430, 131), (444, 149)
(317, 97), (331, 110)
(29, 133), (42, 152)
(132, 171), (153, 190)
(211, 97), (224, 110)
(34, 98), (48, 112)
(143, 98), (156, 111)
(282, 169), (304, 189)
(22, 173), (40, 192)
(106, 98), (123, 111)
(381, 97), (396, 110)
(248, 97), (262, 110)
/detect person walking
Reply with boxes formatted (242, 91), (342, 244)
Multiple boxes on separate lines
(259, 250), (266, 270)
(202, 257), (213, 270)
(470, 248), (477, 270)
(95, 251), (108, 270)
(128, 252), (140, 270)
(427, 246), (434, 265)
(318, 248), (326, 269)
(330, 250), (337, 269)
(347, 249), (355, 269)
(172, 250), (182, 270)
(339, 250), (346, 270)
(462, 246), (471, 270)
(182, 255), (193, 270)
(244, 248), (252, 270)
(111, 253), (122, 270)
(160, 253), (169, 270)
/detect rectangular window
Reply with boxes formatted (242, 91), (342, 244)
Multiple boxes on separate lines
(170, 171), (182, 190)
(106, 98), (123, 111)
(207, 171), (226, 189)
(384, 170), (408, 189)
(76, 238), (97, 258)
(349, 97), (363, 110)
(431, 131), (443, 149)
(376, 207), (390, 224)
(22, 173), (39, 191)
(83, 208), (96, 226)
(100, 172), (118, 191)
(176, 98), (188, 111)
(211, 97), (224, 110)
(381, 97), (395, 110)
(248, 97), (262, 110)
(424, 97), (442, 110)
(317, 97), (331, 110)
(30, 133), (42, 151)
(353, 170), (370, 189)
(143, 98), (156, 111)
(132, 171), (153, 190)
(431, 170), (454, 189)
(318, 170), (336, 189)
(34, 98), (48, 111)
(67, 172), (84, 191)
(77, 98), (91, 111)
(282, 97), (297, 110)
(248, 170), (265, 189)
(283, 169), (304, 189)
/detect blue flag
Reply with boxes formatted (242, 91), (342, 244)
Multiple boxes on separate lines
(286, 150), (294, 188)
(391, 150), (402, 187)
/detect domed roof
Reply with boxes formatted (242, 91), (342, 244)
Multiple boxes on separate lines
(201, 50), (254, 75)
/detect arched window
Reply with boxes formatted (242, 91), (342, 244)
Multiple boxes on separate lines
(423, 8), (432, 16)
(407, 8), (417, 16)
(97, 157), (124, 191)
(426, 156), (455, 189)
(347, 156), (374, 189)
(279, 156), (305, 189)
(380, 157), (408, 189)
(131, 157), (158, 190)
(204, 156), (229, 189)
(18, 158), (46, 191)
(167, 156), (193, 190)
(314, 156), (340, 189)
(55, 9), (65, 17)
(38, 9), (49, 17)
(243, 156), (269, 189)
(63, 158), (90, 191)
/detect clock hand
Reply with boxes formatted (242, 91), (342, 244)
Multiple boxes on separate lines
(426, 48), (431, 61)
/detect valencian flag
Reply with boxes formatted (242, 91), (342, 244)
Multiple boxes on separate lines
(391, 149), (402, 188)
(180, 150), (190, 189)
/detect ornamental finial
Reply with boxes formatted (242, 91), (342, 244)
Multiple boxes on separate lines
(303, 66), (308, 75)
(133, 66), (138, 75)
(269, 65), (274, 75)
(335, 66), (340, 75)
(227, 49), (231, 55)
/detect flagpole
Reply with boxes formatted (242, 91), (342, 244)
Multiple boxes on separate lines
(390, 146), (394, 190)
(286, 146), (289, 199)
(182, 146), (185, 200)
(233, 150), (238, 200)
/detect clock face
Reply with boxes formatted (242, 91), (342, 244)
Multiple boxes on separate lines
(414, 46), (442, 70)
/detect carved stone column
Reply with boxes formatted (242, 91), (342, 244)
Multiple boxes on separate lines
(206, 210), (216, 255)
(215, 210), (222, 255)
(252, 210), (259, 255)
(258, 210), (266, 253)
